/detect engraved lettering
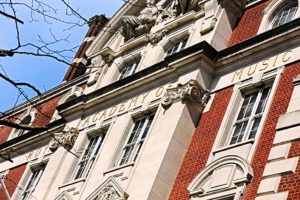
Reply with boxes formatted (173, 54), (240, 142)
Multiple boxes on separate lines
(155, 87), (164, 97)
(82, 117), (90, 127)
(129, 97), (139, 108)
(260, 59), (269, 71)
(118, 102), (127, 113)
(141, 92), (150, 103)
(109, 106), (117, 116)
(231, 69), (244, 82)
(247, 64), (257, 76)
(282, 51), (292, 62)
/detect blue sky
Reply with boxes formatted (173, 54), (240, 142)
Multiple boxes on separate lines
(0, 1), (124, 112)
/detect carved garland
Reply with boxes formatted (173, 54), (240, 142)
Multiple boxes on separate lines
(161, 80), (210, 109)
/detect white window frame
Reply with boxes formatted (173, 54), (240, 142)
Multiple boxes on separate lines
(73, 131), (106, 180)
(117, 114), (155, 166)
(21, 165), (45, 200)
(257, 0), (299, 33)
(271, 3), (298, 28)
(226, 85), (272, 146)
(165, 38), (188, 56)
(118, 59), (140, 80)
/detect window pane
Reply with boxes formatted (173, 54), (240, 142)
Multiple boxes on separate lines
(248, 117), (262, 139)
(230, 121), (248, 145)
(22, 167), (45, 200)
(273, 4), (297, 28)
(119, 114), (155, 166)
(74, 133), (105, 180)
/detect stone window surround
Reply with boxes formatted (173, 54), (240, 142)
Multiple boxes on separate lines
(117, 113), (155, 166)
(257, 0), (300, 34)
(73, 130), (106, 180)
(207, 66), (284, 165)
(103, 105), (159, 180)
(57, 124), (111, 197)
(12, 160), (48, 200)
(9, 106), (37, 140)
(225, 85), (272, 146)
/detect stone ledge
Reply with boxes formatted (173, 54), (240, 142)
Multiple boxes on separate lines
(255, 192), (288, 200)
(274, 126), (300, 145)
(276, 110), (300, 130)
(268, 143), (291, 162)
(257, 176), (281, 195)
(263, 157), (299, 177)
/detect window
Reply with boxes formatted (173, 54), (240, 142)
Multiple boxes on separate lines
(17, 115), (32, 137)
(22, 166), (45, 200)
(74, 133), (106, 180)
(228, 86), (271, 145)
(166, 38), (188, 56)
(119, 60), (140, 80)
(118, 114), (154, 166)
(272, 3), (298, 28)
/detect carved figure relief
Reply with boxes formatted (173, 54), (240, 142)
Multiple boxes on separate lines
(121, 0), (159, 41)
(49, 127), (79, 152)
(161, 79), (210, 109)
(121, 0), (201, 41)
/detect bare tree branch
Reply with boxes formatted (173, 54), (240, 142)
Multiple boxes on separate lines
(0, 72), (42, 96)
(0, 119), (47, 131)
(0, 10), (24, 24)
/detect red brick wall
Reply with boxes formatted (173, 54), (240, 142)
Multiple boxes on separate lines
(0, 164), (27, 199)
(278, 141), (300, 199)
(0, 115), (19, 144)
(0, 95), (62, 144)
(32, 95), (62, 126)
(168, 87), (233, 200)
(228, 1), (270, 47)
(242, 62), (300, 199)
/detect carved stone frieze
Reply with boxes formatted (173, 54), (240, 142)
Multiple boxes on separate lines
(121, 0), (201, 41)
(161, 80), (210, 109)
(147, 29), (167, 44)
(49, 127), (79, 152)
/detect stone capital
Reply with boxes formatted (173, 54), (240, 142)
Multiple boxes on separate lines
(161, 79), (210, 110)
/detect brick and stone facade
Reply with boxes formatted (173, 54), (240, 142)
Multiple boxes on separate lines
(1, 0), (300, 200)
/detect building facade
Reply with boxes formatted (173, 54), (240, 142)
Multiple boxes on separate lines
(0, 0), (300, 199)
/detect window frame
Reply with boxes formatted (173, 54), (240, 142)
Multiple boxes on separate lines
(226, 85), (272, 146)
(118, 59), (140, 80)
(21, 165), (45, 200)
(117, 113), (155, 166)
(165, 38), (188, 57)
(271, 2), (298, 29)
(73, 130), (106, 180)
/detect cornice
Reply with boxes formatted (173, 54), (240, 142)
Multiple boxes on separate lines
(57, 41), (217, 116)
(1, 74), (89, 118)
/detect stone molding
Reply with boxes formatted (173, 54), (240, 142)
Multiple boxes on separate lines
(49, 127), (79, 152)
(85, 177), (128, 200)
(161, 79), (210, 110)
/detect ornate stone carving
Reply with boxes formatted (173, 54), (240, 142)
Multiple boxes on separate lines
(49, 127), (79, 152)
(97, 184), (116, 200)
(121, 0), (201, 41)
(146, 29), (167, 44)
(121, 0), (159, 41)
(161, 80), (210, 109)
(86, 177), (128, 200)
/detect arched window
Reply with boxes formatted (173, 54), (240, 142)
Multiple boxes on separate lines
(18, 115), (32, 136)
(272, 3), (298, 28)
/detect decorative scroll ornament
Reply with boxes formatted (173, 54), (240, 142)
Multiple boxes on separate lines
(161, 80), (210, 109)
(49, 127), (79, 152)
